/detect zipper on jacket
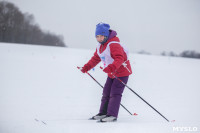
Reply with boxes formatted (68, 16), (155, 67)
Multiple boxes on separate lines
(100, 44), (104, 53)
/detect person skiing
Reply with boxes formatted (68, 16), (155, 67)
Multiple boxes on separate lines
(80, 22), (132, 122)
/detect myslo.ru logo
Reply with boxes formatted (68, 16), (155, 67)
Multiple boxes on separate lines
(173, 127), (198, 132)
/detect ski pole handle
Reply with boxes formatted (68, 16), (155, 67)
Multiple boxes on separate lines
(77, 66), (89, 74)
(100, 66), (114, 75)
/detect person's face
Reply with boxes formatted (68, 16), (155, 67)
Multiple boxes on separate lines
(96, 35), (105, 43)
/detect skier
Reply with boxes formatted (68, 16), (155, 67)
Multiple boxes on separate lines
(80, 23), (132, 122)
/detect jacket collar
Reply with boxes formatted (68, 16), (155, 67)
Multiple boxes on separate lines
(102, 30), (119, 45)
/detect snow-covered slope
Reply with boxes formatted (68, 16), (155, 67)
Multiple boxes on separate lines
(0, 43), (200, 133)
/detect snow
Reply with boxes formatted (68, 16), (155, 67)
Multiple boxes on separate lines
(0, 42), (200, 133)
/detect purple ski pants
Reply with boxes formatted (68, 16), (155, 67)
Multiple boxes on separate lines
(99, 76), (129, 117)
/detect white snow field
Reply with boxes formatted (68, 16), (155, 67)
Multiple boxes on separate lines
(0, 42), (200, 133)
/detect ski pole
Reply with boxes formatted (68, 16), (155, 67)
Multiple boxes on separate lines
(77, 66), (133, 116)
(100, 66), (170, 122)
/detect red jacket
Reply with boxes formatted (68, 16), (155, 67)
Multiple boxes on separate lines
(86, 33), (132, 78)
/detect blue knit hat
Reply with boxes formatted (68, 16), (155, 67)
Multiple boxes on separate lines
(95, 23), (110, 37)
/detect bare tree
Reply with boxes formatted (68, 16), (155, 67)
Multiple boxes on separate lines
(180, 50), (200, 59)
(0, 1), (66, 47)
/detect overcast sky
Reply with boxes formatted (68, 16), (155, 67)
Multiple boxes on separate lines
(7, 0), (200, 55)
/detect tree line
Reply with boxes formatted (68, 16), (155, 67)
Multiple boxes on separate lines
(138, 50), (200, 59)
(0, 1), (66, 47)
(161, 50), (200, 59)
